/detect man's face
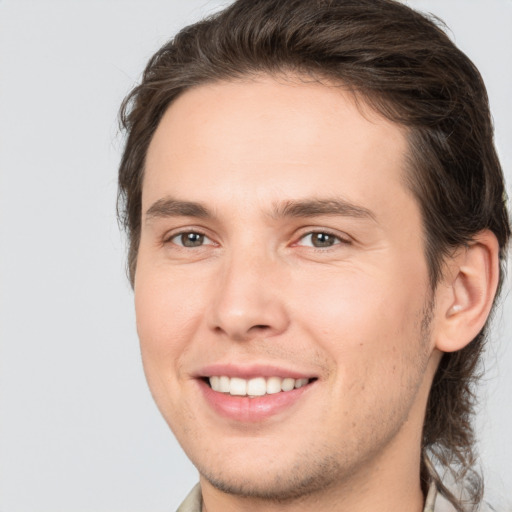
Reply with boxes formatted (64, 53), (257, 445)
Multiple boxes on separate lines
(136, 76), (440, 499)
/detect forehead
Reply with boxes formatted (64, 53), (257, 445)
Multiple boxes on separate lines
(143, 75), (412, 221)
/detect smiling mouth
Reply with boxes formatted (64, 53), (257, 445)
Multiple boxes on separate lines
(205, 376), (315, 397)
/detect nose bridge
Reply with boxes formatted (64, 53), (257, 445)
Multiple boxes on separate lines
(207, 239), (289, 341)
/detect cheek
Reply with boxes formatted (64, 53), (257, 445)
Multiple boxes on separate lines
(133, 270), (209, 434)
(294, 264), (423, 331)
(133, 265), (206, 381)
(290, 263), (429, 378)
(292, 269), (430, 433)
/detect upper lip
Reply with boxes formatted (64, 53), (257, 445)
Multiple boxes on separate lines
(196, 363), (317, 380)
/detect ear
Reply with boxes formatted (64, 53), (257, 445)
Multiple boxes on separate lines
(433, 230), (500, 353)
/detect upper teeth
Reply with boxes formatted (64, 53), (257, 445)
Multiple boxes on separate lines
(208, 376), (310, 396)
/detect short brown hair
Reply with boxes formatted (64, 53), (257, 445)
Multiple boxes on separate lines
(117, 1), (510, 509)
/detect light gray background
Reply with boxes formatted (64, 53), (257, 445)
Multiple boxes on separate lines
(0, 1), (510, 511)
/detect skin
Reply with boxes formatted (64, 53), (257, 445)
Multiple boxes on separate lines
(134, 76), (497, 512)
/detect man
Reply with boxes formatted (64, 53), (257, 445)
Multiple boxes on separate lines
(117, 0), (510, 510)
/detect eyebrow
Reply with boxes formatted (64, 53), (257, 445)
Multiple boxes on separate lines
(144, 196), (376, 223)
(272, 198), (377, 222)
(145, 197), (212, 222)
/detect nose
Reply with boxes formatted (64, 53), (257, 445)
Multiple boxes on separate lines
(206, 249), (290, 342)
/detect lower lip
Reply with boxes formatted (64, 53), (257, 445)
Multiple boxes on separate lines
(198, 379), (313, 422)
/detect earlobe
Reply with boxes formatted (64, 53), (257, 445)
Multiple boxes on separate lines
(434, 230), (500, 353)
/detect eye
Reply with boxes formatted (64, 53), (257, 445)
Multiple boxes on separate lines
(297, 231), (347, 248)
(169, 231), (214, 248)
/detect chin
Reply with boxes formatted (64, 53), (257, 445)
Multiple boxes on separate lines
(194, 443), (350, 502)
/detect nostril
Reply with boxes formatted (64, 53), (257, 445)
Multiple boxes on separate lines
(249, 324), (273, 334)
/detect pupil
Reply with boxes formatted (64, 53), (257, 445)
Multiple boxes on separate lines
(313, 233), (334, 247)
(183, 233), (204, 247)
